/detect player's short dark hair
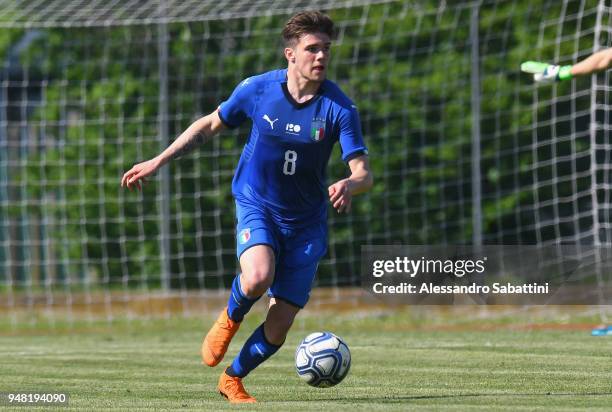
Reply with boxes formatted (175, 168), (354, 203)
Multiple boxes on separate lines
(282, 11), (335, 47)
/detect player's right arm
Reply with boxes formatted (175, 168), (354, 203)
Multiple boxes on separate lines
(121, 110), (226, 190)
(521, 47), (612, 83)
(570, 48), (612, 77)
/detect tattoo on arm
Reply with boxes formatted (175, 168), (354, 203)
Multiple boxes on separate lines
(171, 130), (207, 160)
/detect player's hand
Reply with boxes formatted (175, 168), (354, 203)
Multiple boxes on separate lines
(521, 61), (573, 82)
(121, 158), (161, 191)
(328, 179), (352, 213)
(534, 64), (561, 82)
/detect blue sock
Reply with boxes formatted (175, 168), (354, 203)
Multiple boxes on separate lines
(226, 323), (282, 378)
(227, 274), (260, 322)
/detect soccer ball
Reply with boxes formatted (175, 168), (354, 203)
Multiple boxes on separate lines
(295, 332), (351, 387)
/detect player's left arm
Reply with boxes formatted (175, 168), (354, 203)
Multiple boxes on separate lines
(328, 155), (373, 213)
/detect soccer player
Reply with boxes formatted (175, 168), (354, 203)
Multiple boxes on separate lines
(121, 11), (372, 403)
(521, 47), (612, 82)
(523, 48), (612, 337)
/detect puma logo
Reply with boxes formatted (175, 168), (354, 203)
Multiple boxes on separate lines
(263, 114), (279, 129)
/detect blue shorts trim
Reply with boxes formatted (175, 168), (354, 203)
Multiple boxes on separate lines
(268, 294), (304, 309)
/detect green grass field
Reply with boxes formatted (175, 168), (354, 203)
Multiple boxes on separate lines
(1, 309), (611, 411)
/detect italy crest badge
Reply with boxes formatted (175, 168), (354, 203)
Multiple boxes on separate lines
(310, 118), (326, 142)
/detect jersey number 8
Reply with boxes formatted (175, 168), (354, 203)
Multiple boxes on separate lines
(283, 150), (297, 175)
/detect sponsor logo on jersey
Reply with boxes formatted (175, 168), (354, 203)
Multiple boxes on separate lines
(263, 114), (279, 129)
(285, 123), (301, 135)
(305, 243), (313, 256)
(310, 118), (326, 142)
(238, 228), (251, 244)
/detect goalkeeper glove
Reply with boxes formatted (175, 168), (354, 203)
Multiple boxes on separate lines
(520, 61), (573, 82)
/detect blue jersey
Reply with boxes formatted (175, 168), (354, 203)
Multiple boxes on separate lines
(218, 69), (368, 228)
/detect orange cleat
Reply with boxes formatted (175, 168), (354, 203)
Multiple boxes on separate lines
(218, 371), (256, 403)
(201, 307), (240, 367)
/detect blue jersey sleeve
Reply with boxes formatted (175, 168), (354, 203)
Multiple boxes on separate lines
(218, 78), (256, 128)
(339, 105), (368, 162)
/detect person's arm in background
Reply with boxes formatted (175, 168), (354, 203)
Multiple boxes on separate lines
(570, 48), (612, 77)
(521, 48), (612, 82)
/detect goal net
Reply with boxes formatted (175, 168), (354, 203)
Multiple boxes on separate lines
(0, 0), (610, 326)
